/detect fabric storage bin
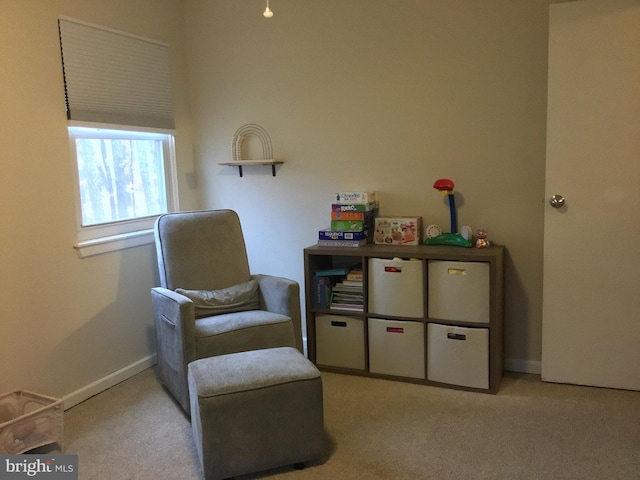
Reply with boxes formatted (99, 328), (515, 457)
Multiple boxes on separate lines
(315, 315), (365, 369)
(368, 258), (424, 318)
(368, 318), (425, 379)
(427, 323), (489, 389)
(428, 261), (490, 323)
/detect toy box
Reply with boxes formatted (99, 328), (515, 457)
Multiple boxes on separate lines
(318, 229), (369, 241)
(330, 211), (375, 232)
(331, 202), (377, 212)
(330, 219), (369, 232)
(334, 192), (376, 205)
(374, 216), (423, 245)
(331, 211), (369, 221)
(0, 390), (64, 454)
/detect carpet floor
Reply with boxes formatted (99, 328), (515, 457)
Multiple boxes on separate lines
(58, 367), (640, 479)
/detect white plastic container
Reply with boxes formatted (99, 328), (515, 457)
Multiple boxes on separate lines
(427, 323), (489, 389)
(315, 315), (365, 370)
(368, 258), (424, 318)
(368, 318), (425, 379)
(428, 260), (490, 323)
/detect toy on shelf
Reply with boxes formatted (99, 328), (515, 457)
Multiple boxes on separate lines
(475, 229), (491, 248)
(424, 178), (472, 248)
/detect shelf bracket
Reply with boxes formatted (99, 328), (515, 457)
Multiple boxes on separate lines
(233, 164), (276, 177)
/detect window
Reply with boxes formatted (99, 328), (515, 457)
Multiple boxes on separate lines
(58, 17), (177, 257)
(69, 125), (178, 257)
(69, 124), (178, 253)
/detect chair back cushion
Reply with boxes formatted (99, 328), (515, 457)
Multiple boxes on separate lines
(155, 210), (251, 291)
(176, 280), (260, 317)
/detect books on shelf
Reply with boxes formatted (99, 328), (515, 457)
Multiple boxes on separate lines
(329, 277), (364, 312)
(329, 302), (363, 312)
(314, 268), (350, 276)
(333, 282), (363, 292)
(312, 265), (364, 311)
(312, 275), (333, 309)
(346, 270), (363, 282)
(313, 268), (350, 308)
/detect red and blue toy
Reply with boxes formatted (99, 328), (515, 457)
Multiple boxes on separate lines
(425, 178), (472, 247)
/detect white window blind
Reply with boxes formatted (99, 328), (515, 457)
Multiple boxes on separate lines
(58, 17), (174, 130)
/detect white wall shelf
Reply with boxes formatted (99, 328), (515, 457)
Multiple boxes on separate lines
(219, 159), (284, 177)
(220, 124), (282, 176)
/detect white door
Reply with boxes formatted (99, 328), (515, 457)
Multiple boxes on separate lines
(542, 0), (640, 390)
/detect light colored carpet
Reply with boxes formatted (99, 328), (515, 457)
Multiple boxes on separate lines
(59, 367), (640, 479)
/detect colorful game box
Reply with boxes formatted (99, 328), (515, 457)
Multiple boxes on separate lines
(374, 217), (423, 245)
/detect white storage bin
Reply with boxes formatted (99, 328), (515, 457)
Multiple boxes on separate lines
(428, 261), (490, 323)
(368, 258), (424, 318)
(368, 318), (425, 379)
(427, 323), (489, 389)
(316, 315), (365, 370)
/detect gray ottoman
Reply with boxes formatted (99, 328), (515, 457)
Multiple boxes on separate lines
(188, 347), (324, 480)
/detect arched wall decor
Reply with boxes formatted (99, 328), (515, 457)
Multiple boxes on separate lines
(219, 123), (283, 177)
(232, 124), (272, 161)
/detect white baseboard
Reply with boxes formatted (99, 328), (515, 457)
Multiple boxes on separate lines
(62, 354), (157, 410)
(505, 358), (541, 375)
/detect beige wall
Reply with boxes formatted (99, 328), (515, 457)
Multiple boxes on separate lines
(0, 0), (198, 404)
(185, 0), (551, 372)
(1, 0), (552, 405)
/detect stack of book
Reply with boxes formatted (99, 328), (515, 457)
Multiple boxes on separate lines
(317, 191), (378, 247)
(329, 269), (364, 311)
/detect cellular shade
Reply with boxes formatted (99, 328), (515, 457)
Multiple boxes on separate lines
(58, 17), (174, 130)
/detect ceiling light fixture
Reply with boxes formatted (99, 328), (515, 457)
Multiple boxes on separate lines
(263, 0), (274, 18)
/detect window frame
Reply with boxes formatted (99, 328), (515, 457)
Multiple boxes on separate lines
(68, 121), (179, 257)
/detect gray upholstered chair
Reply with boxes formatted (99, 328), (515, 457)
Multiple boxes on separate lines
(151, 209), (303, 413)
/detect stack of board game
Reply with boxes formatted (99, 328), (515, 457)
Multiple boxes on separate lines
(318, 191), (377, 247)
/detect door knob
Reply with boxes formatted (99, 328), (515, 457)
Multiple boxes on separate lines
(549, 195), (565, 208)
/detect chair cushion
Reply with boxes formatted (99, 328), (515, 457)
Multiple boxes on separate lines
(176, 280), (259, 317)
(195, 310), (296, 358)
(195, 309), (291, 337)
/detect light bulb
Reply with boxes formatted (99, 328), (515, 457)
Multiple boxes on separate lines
(263, 7), (273, 18)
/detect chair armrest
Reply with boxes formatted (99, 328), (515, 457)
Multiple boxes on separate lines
(252, 274), (303, 353)
(151, 287), (197, 367)
(152, 286), (193, 308)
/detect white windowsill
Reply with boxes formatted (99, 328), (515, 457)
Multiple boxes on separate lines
(74, 229), (154, 258)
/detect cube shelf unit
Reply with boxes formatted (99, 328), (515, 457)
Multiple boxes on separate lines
(303, 243), (505, 394)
